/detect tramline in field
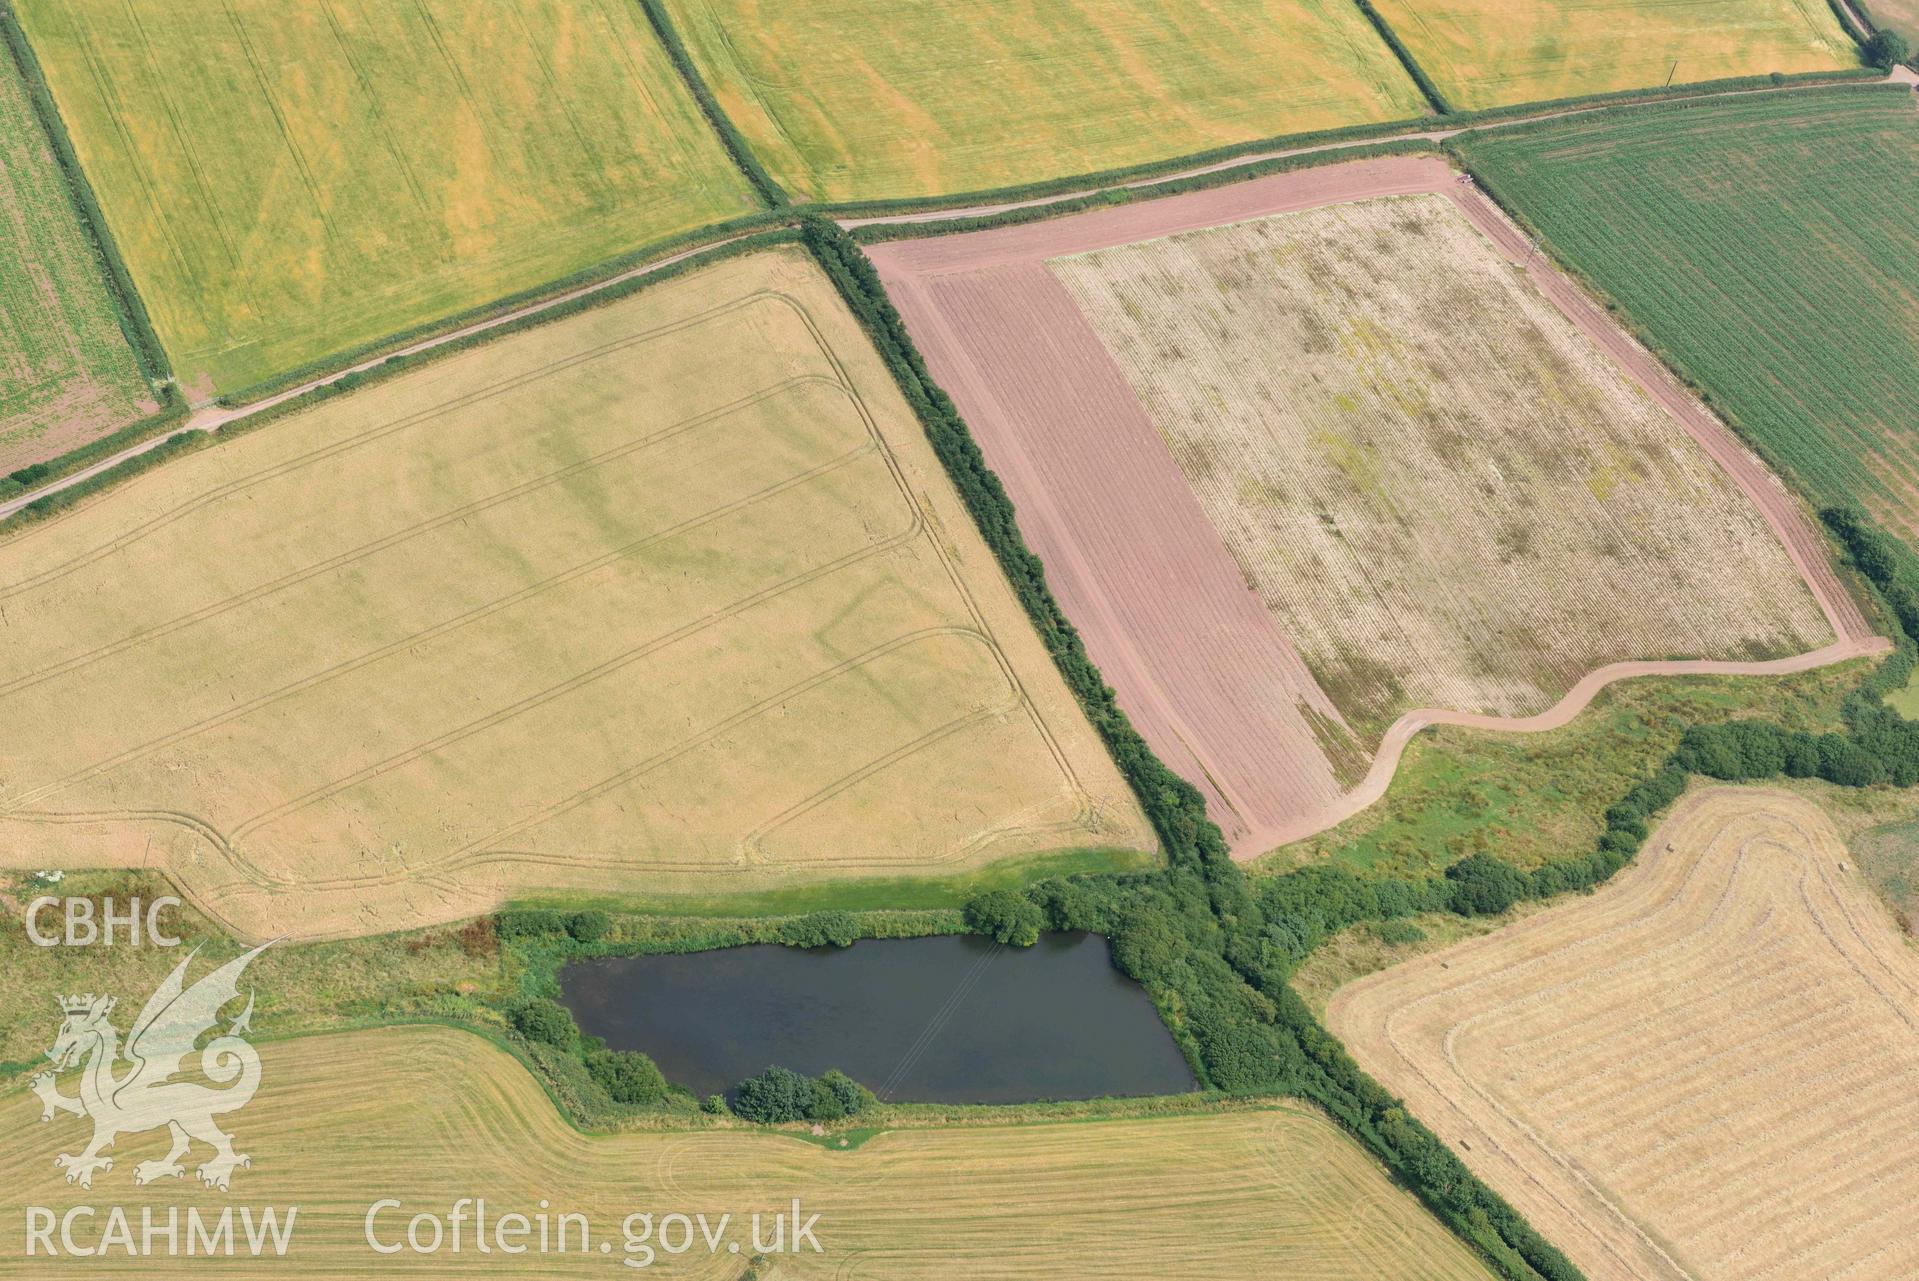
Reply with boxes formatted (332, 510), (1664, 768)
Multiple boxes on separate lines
(0, 247), (1151, 941)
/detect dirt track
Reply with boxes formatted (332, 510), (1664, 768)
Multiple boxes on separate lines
(870, 155), (1884, 857)
(1325, 787), (1919, 1280)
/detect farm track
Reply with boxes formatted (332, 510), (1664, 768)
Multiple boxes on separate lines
(5, 71), (1911, 526)
(0, 79), (1900, 867)
(1325, 787), (1919, 1280)
(871, 154), (1886, 857)
(0, 253), (1146, 941)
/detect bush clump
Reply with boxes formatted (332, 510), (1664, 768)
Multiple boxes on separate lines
(1445, 854), (1528, 916)
(507, 997), (578, 1050)
(964, 889), (1043, 946)
(585, 1047), (667, 1104)
(777, 910), (860, 948)
(732, 1065), (875, 1124)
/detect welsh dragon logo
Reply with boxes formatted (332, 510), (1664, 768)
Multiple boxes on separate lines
(31, 942), (271, 1191)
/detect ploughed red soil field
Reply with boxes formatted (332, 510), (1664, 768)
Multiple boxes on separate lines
(867, 156), (1877, 856)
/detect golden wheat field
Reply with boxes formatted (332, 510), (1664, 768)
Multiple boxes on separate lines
(0, 1024), (1497, 1278)
(662, 0), (1427, 202)
(1327, 787), (1919, 1281)
(1366, 0), (1857, 110)
(12, 0), (758, 397)
(0, 247), (1151, 941)
(1050, 194), (1831, 742)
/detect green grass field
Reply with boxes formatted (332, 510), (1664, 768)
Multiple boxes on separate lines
(13, 0), (758, 399)
(1455, 90), (1919, 543)
(660, 0), (1428, 202)
(1259, 662), (1865, 880)
(1371, 0), (1856, 110)
(0, 39), (149, 472)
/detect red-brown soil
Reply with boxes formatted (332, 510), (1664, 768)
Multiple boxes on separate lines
(868, 156), (1881, 856)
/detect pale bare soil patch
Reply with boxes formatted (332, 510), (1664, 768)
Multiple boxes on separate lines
(0, 1024), (1496, 1278)
(1050, 194), (1831, 743)
(1327, 787), (1919, 1281)
(871, 157), (1862, 856)
(0, 248), (1149, 941)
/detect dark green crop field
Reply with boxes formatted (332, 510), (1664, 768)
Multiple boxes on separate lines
(1455, 89), (1919, 540)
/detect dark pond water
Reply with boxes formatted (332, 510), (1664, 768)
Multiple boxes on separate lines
(559, 931), (1196, 1104)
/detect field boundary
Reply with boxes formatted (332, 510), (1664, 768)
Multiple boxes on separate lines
(632, 0), (788, 207)
(209, 210), (791, 408)
(811, 69), (1877, 222)
(851, 139), (1444, 243)
(0, 227), (803, 534)
(0, 398), (186, 501)
(865, 154), (1884, 855)
(0, 67), (1895, 525)
(0, 2), (173, 391)
(1325, 786), (1919, 1280)
(1348, 0), (1453, 113)
(1446, 83), (1916, 557)
(799, 217), (1222, 868)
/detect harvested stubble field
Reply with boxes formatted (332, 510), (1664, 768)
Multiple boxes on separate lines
(0, 1023), (1497, 1279)
(12, 0), (758, 398)
(660, 0), (1428, 202)
(1328, 788), (1919, 1281)
(871, 156), (1850, 855)
(1456, 89), (1919, 542)
(0, 248), (1150, 941)
(0, 44), (151, 472)
(1368, 0), (1856, 110)
(1052, 193), (1829, 740)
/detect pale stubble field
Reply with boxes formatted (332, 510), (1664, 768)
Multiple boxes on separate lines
(0, 248), (1151, 940)
(1328, 788), (1919, 1280)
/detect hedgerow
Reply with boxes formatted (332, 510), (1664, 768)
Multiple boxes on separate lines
(798, 211), (1579, 1280)
(632, 0), (787, 207)
(1350, 0), (1452, 114)
(1, 229), (802, 539)
(0, 4), (171, 385)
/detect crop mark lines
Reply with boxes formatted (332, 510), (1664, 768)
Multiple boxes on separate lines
(406, 0), (506, 173)
(1333, 790), (1919, 1281)
(0, 373), (842, 700)
(223, 540), (933, 851)
(60, 8), (193, 296)
(439, 627), (989, 872)
(740, 692), (1020, 866)
(1, 443), (880, 818)
(220, 0), (339, 244)
(316, 0), (429, 216)
(506, 3), (603, 193)
(117, 0), (248, 286)
(0, 265), (1144, 932)
(0, 292), (789, 595)
(169, 629), (973, 901)
(775, 285), (1103, 823)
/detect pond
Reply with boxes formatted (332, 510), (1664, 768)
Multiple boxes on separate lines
(559, 931), (1197, 1104)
